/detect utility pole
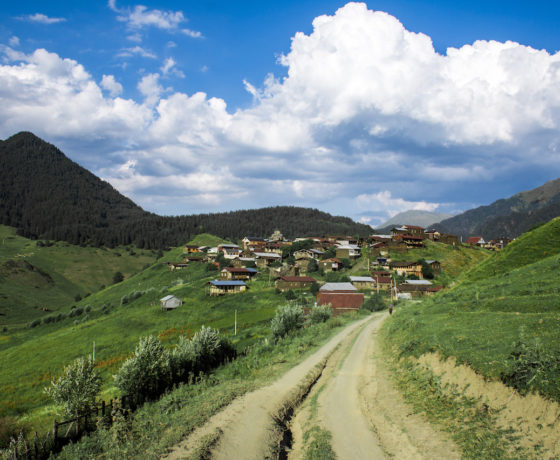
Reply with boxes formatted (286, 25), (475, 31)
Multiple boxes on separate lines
(92, 341), (95, 362)
(234, 310), (237, 336)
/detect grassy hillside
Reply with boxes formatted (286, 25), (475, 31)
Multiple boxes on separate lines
(0, 225), (157, 326)
(0, 246), (315, 432)
(385, 217), (560, 401)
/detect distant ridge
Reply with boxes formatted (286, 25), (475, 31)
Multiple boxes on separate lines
(0, 132), (372, 248)
(377, 210), (454, 229)
(432, 178), (560, 239)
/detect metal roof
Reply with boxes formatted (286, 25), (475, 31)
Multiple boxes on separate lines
(320, 282), (357, 292)
(349, 276), (374, 282)
(160, 295), (178, 301)
(209, 280), (248, 286)
(404, 280), (432, 285)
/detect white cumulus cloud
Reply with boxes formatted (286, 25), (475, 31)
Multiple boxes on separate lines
(100, 75), (123, 97)
(22, 13), (66, 24)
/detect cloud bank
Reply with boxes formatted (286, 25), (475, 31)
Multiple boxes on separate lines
(2, 2), (560, 223)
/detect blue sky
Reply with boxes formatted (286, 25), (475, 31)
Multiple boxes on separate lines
(1, 1), (560, 226)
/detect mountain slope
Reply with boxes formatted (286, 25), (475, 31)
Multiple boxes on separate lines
(377, 210), (454, 229)
(0, 132), (372, 247)
(433, 178), (560, 239)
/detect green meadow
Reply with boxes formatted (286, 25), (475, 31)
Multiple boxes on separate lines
(385, 217), (560, 401)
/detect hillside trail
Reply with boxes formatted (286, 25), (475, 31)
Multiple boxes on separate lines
(163, 312), (460, 459)
(290, 313), (461, 460)
(163, 314), (373, 460)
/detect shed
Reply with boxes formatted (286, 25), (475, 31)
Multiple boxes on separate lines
(275, 276), (316, 291)
(319, 282), (357, 293)
(160, 295), (182, 310)
(348, 276), (375, 290)
(317, 292), (364, 315)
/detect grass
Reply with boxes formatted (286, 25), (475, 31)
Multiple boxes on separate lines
(0, 225), (157, 327)
(383, 217), (560, 400)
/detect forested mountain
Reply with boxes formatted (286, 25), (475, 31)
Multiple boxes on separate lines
(377, 210), (454, 229)
(0, 132), (371, 248)
(432, 178), (560, 239)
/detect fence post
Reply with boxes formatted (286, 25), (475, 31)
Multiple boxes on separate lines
(53, 420), (58, 449)
(101, 399), (106, 417)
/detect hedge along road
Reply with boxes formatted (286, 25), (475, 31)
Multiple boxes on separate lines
(164, 312), (459, 459)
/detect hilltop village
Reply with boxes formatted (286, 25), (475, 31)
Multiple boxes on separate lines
(165, 225), (507, 314)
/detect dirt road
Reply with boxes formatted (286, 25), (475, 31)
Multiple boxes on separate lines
(164, 313), (460, 459)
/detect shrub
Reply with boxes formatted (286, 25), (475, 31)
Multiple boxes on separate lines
(85, 305), (92, 313)
(308, 304), (332, 324)
(205, 263), (218, 272)
(74, 294), (82, 302)
(0, 417), (24, 449)
(190, 326), (236, 374)
(307, 258), (318, 273)
(271, 304), (305, 340)
(28, 319), (40, 328)
(310, 281), (320, 296)
(120, 295), (129, 306)
(115, 336), (170, 405)
(501, 335), (560, 398)
(113, 272), (124, 284)
(45, 356), (101, 417)
(170, 335), (195, 382)
(285, 289), (297, 301)
(362, 293), (386, 312)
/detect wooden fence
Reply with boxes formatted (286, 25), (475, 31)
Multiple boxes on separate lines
(6, 395), (133, 460)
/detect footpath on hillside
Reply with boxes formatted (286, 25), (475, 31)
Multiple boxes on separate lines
(163, 313), (460, 460)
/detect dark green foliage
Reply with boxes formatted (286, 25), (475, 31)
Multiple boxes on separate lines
(307, 258), (318, 273)
(74, 294), (82, 302)
(310, 281), (319, 296)
(215, 252), (231, 269)
(419, 259), (435, 279)
(205, 263), (218, 272)
(282, 239), (314, 258)
(501, 334), (560, 399)
(285, 289), (297, 301)
(339, 258), (352, 269)
(0, 132), (371, 249)
(321, 247), (336, 259)
(362, 293), (386, 312)
(0, 417), (25, 449)
(28, 319), (40, 328)
(113, 271), (124, 284)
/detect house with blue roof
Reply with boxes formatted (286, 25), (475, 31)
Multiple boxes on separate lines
(207, 280), (248, 296)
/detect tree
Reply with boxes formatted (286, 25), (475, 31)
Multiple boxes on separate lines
(420, 259), (435, 279)
(310, 281), (320, 296)
(362, 293), (386, 312)
(322, 247), (336, 259)
(307, 258), (318, 273)
(271, 304), (305, 340)
(285, 289), (297, 301)
(45, 356), (101, 417)
(113, 271), (124, 284)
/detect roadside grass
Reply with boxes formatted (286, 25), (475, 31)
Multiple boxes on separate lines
(301, 426), (336, 460)
(0, 225), (156, 326)
(55, 312), (364, 459)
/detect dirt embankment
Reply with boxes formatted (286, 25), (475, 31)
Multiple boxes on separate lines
(289, 314), (460, 459)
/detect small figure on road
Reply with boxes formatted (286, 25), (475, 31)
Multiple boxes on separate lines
(389, 303), (393, 315)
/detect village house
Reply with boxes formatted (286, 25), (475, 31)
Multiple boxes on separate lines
(397, 279), (441, 298)
(293, 248), (324, 260)
(466, 236), (486, 247)
(242, 237), (267, 251)
(207, 280), (248, 296)
(183, 245), (200, 253)
(160, 295), (182, 310)
(317, 282), (363, 314)
(269, 229), (285, 242)
(184, 255), (205, 263)
(425, 260), (441, 275)
(374, 276), (393, 291)
(220, 267), (258, 281)
(393, 233), (425, 248)
(348, 276), (376, 290)
(232, 257), (256, 268)
(335, 244), (361, 259)
(265, 241), (284, 254)
(319, 258), (341, 272)
(387, 240), (408, 253)
(218, 244), (242, 259)
(253, 252), (282, 267)
(275, 275), (316, 291)
(390, 261), (423, 278)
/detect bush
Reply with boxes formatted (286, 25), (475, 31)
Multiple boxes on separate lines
(74, 294), (82, 302)
(45, 356), (101, 417)
(205, 263), (218, 272)
(120, 295), (129, 306)
(285, 289), (297, 301)
(308, 304), (332, 324)
(0, 417), (25, 449)
(271, 304), (305, 340)
(115, 336), (170, 405)
(85, 305), (92, 313)
(28, 319), (40, 328)
(307, 258), (318, 273)
(501, 335), (560, 398)
(113, 271), (124, 284)
(362, 293), (386, 312)
(310, 281), (320, 296)
(189, 326), (236, 374)
(170, 335), (195, 382)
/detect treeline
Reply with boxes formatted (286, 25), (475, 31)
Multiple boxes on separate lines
(0, 132), (371, 249)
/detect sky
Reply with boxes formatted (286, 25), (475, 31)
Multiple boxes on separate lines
(1, 1), (560, 227)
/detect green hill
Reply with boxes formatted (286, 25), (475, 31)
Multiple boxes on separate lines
(385, 216), (560, 401)
(0, 225), (157, 326)
(1, 132), (372, 248)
